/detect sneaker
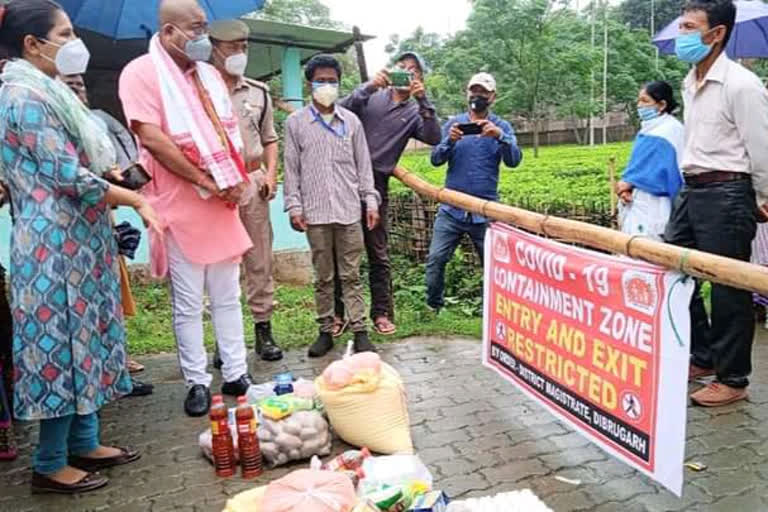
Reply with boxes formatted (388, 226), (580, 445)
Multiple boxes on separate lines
(353, 331), (377, 354)
(255, 322), (283, 361)
(184, 385), (211, 417)
(688, 364), (715, 382)
(690, 382), (747, 407)
(308, 332), (334, 358)
(221, 374), (254, 397)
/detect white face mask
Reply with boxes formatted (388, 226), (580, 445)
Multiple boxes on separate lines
(312, 83), (339, 108)
(42, 38), (91, 76)
(224, 53), (248, 77)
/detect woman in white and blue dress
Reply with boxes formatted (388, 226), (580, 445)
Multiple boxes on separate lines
(617, 81), (685, 241)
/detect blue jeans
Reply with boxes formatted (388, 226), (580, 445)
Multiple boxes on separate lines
(425, 211), (487, 309)
(34, 413), (100, 475)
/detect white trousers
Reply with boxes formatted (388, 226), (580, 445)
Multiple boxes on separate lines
(167, 234), (247, 387)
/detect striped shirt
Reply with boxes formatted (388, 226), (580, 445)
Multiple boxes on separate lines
(283, 104), (380, 225)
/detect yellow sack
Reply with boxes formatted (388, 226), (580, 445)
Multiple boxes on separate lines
(223, 486), (266, 512)
(315, 363), (413, 455)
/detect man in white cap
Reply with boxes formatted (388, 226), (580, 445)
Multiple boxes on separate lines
(426, 72), (522, 312)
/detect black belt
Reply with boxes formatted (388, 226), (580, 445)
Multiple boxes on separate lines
(684, 171), (749, 187)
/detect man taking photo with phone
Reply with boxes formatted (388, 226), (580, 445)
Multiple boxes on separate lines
(426, 73), (522, 312)
(335, 52), (441, 338)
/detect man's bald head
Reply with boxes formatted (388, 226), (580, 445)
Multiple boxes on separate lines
(158, 0), (205, 26)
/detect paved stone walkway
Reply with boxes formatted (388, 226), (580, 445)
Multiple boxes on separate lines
(1, 335), (768, 511)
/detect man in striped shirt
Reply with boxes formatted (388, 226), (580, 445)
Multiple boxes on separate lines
(283, 55), (381, 357)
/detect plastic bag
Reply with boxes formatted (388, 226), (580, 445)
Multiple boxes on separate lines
(358, 455), (433, 496)
(223, 486), (267, 512)
(246, 381), (276, 403)
(316, 362), (412, 455)
(199, 409), (331, 467)
(262, 469), (357, 512)
(445, 490), (553, 512)
(322, 352), (382, 391)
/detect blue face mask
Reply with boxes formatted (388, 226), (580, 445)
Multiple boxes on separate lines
(675, 31), (712, 64)
(637, 106), (660, 122)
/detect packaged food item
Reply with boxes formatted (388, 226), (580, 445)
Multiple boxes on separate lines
(259, 396), (294, 420)
(359, 455), (433, 496)
(323, 447), (371, 472)
(274, 372), (295, 395)
(209, 395), (236, 478)
(316, 362), (413, 454)
(367, 486), (406, 512)
(409, 491), (450, 512)
(223, 485), (267, 512)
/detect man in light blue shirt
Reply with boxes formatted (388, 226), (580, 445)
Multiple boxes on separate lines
(427, 72), (522, 311)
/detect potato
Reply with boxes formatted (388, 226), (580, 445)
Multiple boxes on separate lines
(288, 448), (301, 460)
(274, 433), (302, 451)
(299, 427), (319, 440)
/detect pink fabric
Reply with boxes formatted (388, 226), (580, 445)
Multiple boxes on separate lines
(119, 54), (252, 277)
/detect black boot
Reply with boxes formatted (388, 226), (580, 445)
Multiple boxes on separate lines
(353, 331), (377, 354)
(255, 322), (283, 361)
(308, 332), (334, 358)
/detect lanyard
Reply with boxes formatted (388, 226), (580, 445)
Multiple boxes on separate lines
(311, 107), (346, 138)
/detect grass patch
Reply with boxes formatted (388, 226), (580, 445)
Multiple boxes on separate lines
(125, 256), (482, 356)
(396, 142), (633, 211)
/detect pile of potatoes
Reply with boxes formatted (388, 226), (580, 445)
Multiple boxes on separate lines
(258, 410), (332, 467)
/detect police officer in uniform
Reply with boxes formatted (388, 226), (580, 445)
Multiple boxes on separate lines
(209, 20), (283, 363)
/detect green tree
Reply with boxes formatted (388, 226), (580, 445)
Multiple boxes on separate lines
(618, 0), (682, 33)
(253, 0), (344, 29)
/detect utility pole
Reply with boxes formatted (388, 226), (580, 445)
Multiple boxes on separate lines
(602, 0), (608, 145)
(651, 0), (659, 70)
(589, 0), (596, 147)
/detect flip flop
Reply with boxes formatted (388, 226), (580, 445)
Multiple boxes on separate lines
(332, 317), (349, 338)
(127, 359), (144, 374)
(373, 317), (397, 336)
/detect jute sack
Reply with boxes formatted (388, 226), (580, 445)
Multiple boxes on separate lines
(315, 362), (413, 455)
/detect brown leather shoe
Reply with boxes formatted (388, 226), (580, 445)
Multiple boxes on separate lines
(690, 382), (748, 407)
(69, 446), (141, 472)
(688, 364), (715, 382)
(31, 471), (108, 495)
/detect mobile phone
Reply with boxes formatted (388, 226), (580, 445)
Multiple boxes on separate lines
(115, 163), (151, 191)
(458, 123), (483, 135)
(389, 69), (413, 88)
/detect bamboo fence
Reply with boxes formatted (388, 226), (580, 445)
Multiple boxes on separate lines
(393, 167), (768, 296)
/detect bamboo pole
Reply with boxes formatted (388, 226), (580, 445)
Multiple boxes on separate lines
(393, 167), (768, 295)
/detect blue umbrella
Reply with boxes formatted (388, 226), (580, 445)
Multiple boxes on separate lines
(653, 0), (768, 58)
(58, 0), (266, 40)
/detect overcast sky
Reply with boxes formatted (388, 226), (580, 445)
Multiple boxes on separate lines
(319, 0), (626, 72)
(319, 0), (474, 71)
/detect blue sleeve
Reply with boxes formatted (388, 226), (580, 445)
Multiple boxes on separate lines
(431, 118), (456, 167)
(498, 120), (522, 168)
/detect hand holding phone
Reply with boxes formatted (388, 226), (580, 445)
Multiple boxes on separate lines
(458, 123), (483, 136)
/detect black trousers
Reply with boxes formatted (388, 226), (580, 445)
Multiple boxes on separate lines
(334, 172), (393, 321)
(664, 180), (757, 388)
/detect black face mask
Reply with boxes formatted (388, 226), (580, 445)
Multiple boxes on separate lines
(469, 95), (490, 113)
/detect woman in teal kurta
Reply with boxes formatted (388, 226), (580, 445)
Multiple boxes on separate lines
(0, 0), (160, 494)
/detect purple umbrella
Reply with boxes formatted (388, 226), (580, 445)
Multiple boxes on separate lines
(653, 0), (768, 58)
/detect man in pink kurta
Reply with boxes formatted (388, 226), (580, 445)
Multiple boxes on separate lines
(118, 0), (254, 417)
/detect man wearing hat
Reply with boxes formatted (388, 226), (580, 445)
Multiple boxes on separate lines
(336, 51), (442, 338)
(209, 19), (283, 362)
(426, 72), (522, 312)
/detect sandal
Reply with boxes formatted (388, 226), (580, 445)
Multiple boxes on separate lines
(31, 471), (108, 495)
(373, 317), (397, 336)
(69, 446), (141, 472)
(126, 359), (144, 374)
(332, 316), (349, 338)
